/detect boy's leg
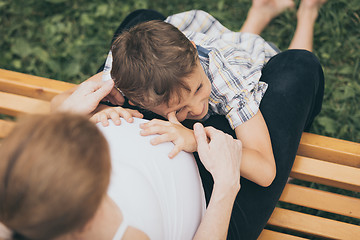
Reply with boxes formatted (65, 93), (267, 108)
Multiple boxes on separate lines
(199, 50), (324, 239)
(288, 0), (327, 51)
(240, 0), (295, 34)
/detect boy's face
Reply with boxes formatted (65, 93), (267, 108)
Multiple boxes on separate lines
(150, 61), (211, 122)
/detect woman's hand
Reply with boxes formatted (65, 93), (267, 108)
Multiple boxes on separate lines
(57, 80), (115, 115)
(194, 123), (242, 189)
(193, 123), (242, 240)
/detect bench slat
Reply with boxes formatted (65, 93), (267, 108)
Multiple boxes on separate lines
(280, 183), (360, 219)
(258, 229), (307, 240)
(268, 207), (360, 239)
(298, 132), (360, 168)
(0, 119), (15, 139)
(290, 156), (360, 192)
(0, 92), (50, 116)
(0, 69), (74, 101)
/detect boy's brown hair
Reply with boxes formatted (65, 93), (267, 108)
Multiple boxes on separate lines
(0, 113), (111, 240)
(111, 20), (198, 109)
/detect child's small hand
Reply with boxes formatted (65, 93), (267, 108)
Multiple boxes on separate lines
(140, 112), (197, 158)
(90, 105), (143, 127)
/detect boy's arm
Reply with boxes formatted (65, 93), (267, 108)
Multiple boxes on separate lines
(235, 110), (276, 187)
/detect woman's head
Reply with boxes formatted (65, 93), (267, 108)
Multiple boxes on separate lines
(0, 113), (111, 240)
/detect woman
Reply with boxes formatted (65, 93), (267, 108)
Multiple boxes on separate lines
(0, 108), (242, 239)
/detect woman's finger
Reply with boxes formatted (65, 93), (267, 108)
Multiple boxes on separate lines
(203, 126), (220, 139)
(193, 123), (210, 159)
(92, 80), (114, 102)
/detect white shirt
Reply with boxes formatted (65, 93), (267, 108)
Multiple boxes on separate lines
(98, 118), (206, 240)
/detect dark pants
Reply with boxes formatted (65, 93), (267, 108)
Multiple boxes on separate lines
(100, 9), (324, 240)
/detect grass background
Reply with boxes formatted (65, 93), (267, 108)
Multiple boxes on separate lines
(1, 0), (359, 143)
(1, 0), (359, 238)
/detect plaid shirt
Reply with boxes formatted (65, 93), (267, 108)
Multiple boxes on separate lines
(165, 10), (278, 129)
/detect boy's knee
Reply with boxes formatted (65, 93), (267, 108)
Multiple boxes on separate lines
(263, 49), (324, 94)
(269, 49), (321, 73)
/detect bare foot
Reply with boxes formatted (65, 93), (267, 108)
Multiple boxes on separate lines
(288, 0), (327, 51)
(251, 0), (295, 21)
(300, 0), (327, 9)
(240, 0), (295, 34)
(297, 0), (327, 21)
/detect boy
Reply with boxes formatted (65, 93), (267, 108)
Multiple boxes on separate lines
(90, 0), (326, 187)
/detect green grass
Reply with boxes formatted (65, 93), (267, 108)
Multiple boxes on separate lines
(1, 0), (359, 142)
(1, 0), (359, 238)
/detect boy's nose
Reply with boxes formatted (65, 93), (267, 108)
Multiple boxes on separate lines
(189, 103), (203, 116)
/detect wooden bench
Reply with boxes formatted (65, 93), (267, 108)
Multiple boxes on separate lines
(1, 68), (359, 239)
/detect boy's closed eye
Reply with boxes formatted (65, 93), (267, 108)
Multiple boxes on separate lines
(176, 107), (184, 114)
(196, 83), (202, 93)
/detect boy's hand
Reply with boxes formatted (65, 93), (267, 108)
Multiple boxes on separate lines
(90, 105), (143, 127)
(140, 112), (197, 158)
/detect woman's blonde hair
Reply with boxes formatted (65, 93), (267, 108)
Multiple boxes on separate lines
(0, 113), (111, 240)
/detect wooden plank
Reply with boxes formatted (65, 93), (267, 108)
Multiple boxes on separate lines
(298, 132), (360, 168)
(258, 229), (307, 240)
(280, 184), (360, 219)
(290, 156), (360, 192)
(0, 92), (50, 116)
(0, 68), (74, 101)
(267, 208), (360, 239)
(0, 119), (15, 138)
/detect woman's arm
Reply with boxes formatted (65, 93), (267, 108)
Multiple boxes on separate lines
(235, 111), (276, 187)
(193, 123), (241, 240)
(51, 72), (103, 111)
(193, 183), (239, 240)
(51, 72), (125, 113)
